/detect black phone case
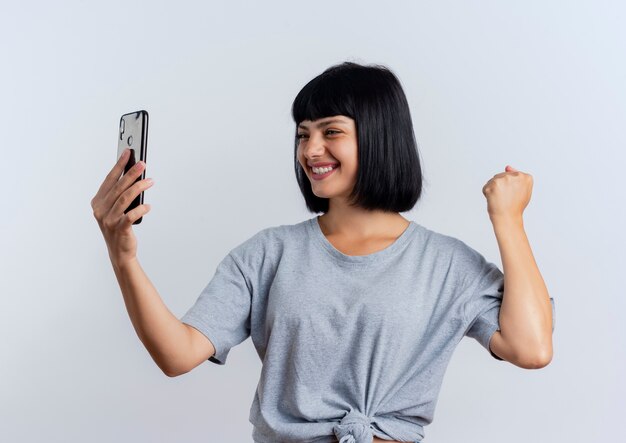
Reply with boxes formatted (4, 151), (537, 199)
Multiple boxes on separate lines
(117, 110), (149, 224)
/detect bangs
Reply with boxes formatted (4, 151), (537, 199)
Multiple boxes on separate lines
(291, 70), (356, 124)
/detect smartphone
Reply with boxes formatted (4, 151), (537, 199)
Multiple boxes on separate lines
(117, 110), (149, 225)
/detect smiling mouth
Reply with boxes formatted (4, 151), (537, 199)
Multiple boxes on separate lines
(310, 165), (339, 180)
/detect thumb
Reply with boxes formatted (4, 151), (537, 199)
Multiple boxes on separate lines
(505, 165), (518, 172)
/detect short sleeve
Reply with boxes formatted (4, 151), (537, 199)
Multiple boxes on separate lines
(180, 252), (252, 365)
(460, 241), (556, 361)
(463, 257), (506, 361)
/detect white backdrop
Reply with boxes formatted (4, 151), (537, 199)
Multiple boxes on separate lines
(1, 1), (624, 442)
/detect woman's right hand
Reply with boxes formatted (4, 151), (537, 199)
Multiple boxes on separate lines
(91, 149), (154, 266)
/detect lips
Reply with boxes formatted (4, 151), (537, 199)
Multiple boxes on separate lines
(310, 164), (338, 180)
(308, 162), (339, 168)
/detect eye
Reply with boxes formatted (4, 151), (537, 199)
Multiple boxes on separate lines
(296, 130), (340, 139)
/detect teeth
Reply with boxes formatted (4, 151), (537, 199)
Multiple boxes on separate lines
(312, 165), (336, 174)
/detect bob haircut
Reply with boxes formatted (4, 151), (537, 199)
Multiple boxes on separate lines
(291, 61), (424, 214)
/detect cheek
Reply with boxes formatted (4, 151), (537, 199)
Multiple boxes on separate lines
(338, 159), (357, 175)
(296, 151), (306, 168)
(335, 145), (358, 169)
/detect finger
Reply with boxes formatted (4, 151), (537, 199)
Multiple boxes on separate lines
(94, 148), (131, 201)
(111, 176), (154, 219)
(119, 203), (152, 229)
(115, 159), (146, 195)
(104, 160), (147, 211)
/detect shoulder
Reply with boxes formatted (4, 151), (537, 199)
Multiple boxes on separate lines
(418, 223), (486, 262)
(227, 219), (307, 271)
(411, 222), (465, 256)
(411, 223), (496, 284)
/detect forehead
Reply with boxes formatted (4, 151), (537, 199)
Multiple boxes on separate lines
(298, 116), (352, 129)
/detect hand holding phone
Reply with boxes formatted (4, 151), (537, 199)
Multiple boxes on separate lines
(90, 110), (152, 267)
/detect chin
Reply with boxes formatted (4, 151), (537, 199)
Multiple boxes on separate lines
(312, 191), (333, 199)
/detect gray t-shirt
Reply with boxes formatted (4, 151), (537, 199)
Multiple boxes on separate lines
(181, 216), (556, 443)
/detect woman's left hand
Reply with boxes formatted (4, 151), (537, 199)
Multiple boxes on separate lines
(482, 165), (533, 220)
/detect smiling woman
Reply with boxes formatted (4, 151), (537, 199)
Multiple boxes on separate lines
(296, 114), (359, 199)
(291, 61), (423, 216)
(174, 60), (554, 443)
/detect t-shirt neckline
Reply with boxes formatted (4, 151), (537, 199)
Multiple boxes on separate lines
(307, 216), (418, 265)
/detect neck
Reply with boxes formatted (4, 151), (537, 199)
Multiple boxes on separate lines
(318, 199), (409, 239)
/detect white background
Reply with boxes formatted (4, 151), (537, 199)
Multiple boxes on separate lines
(1, 1), (624, 442)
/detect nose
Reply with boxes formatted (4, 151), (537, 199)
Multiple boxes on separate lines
(300, 132), (327, 160)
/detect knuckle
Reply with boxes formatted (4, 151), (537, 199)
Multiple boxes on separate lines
(119, 193), (131, 208)
(122, 188), (139, 205)
(102, 217), (114, 230)
(131, 182), (143, 195)
(137, 179), (150, 191)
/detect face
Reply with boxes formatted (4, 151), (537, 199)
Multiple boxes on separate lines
(296, 115), (358, 201)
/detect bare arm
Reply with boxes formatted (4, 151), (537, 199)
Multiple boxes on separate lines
(91, 150), (216, 377)
(112, 257), (215, 377)
(489, 216), (553, 368)
(483, 167), (554, 368)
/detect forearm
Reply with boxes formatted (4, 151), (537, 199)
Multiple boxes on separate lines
(111, 258), (190, 376)
(490, 215), (553, 363)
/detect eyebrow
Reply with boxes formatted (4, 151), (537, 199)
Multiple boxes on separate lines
(297, 119), (349, 130)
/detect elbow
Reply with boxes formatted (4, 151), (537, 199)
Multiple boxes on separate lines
(534, 349), (554, 368)
(161, 365), (178, 378)
(163, 362), (194, 377)
(506, 329), (554, 369)
(518, 348), (554, 369)
(160, 362), (184, 378)
(164, 369), (179, 378)
(164, 368), (187, 378)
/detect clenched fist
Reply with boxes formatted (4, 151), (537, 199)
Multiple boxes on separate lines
(482, 165), (533, 220)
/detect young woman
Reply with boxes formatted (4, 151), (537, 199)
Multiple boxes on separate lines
(92, 61), (555, 443)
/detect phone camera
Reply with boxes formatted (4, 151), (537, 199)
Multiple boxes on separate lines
(127, 135), (133, 146)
